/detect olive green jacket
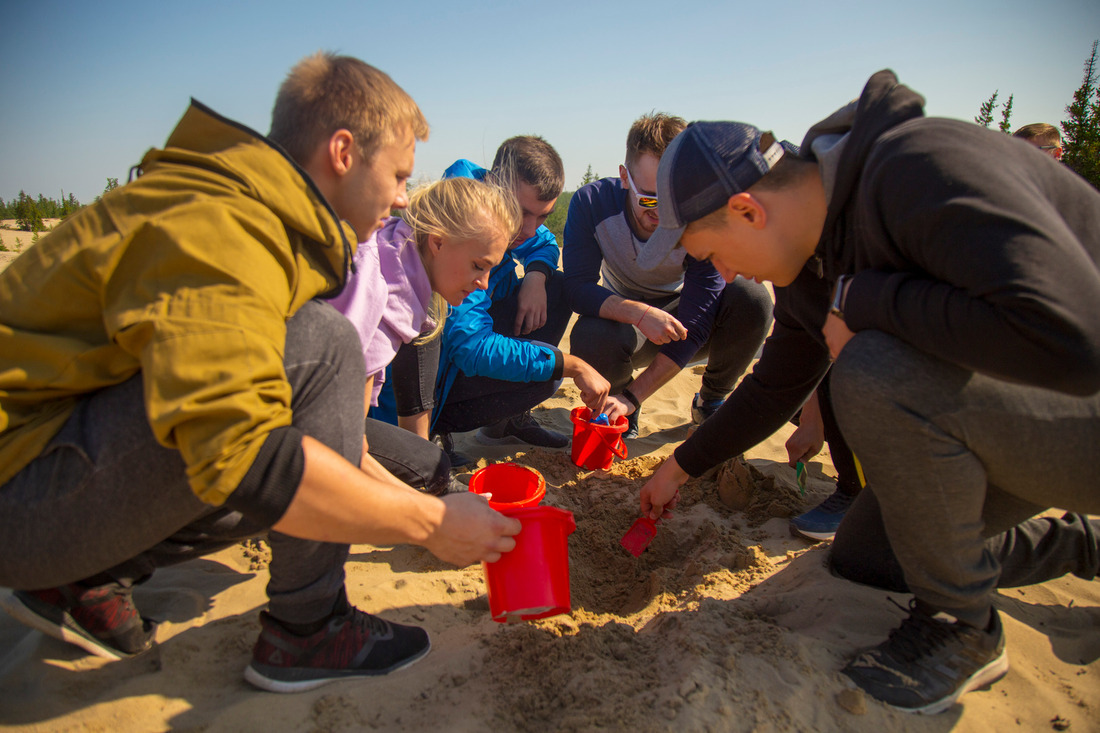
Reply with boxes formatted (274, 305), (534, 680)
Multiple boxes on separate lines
(0, 101), (355, 508)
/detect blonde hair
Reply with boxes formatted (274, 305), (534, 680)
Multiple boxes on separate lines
(269, 52), (429, 164)
(403, 177), (522, 342)
(626, 112), (686, 168)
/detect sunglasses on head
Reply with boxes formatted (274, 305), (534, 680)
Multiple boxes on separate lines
(624, 166), (658, 209)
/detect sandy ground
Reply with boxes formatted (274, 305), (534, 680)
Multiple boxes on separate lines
(0, 230), (1097, 731)
(0, 219), (54, 271)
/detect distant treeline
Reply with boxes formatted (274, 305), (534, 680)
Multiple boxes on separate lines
(0, 191), (81, 231)
(0, 178), (119, 232)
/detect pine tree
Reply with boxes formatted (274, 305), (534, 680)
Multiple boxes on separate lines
(1062, 40), (1100, 189)
(975, 91), (999, 127)
(15, 190), (44, 233)
(580, 164), (600, 186)
(998, 94), (1014, 133)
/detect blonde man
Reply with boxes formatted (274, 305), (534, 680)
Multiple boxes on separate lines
(0, 53), (520, 693)
(563, 113), (773, 438)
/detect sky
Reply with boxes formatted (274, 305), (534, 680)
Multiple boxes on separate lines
(1, 0), (1097, 205)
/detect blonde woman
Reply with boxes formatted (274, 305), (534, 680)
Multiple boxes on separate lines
(328, 176), (520, 493)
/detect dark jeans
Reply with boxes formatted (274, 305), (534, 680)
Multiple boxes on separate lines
(433, 271), (570, 434)
(364, 416), (451, 494)
(568, 277), (772, 400)
(826, 330), (1100, 627)
(390, 335), (441, 417)
(0, 301), (423, 625)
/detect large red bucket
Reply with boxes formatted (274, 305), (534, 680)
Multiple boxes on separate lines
(468, 463), (546, 510)
(483, 505), (577, 622)
(569, 407), (628, 470)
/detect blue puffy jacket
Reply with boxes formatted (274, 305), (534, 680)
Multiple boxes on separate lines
(433, 160), (564, 428)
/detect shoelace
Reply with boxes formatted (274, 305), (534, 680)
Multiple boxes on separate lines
(512, 411), (539, 430)
(880, 599), (957, 663)
(818, 490), (856, 514)
(341, 610), (389, 638)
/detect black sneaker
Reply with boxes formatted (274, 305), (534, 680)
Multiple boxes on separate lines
(245, 606), (431, 693)
(691, 392), (725, 426)
(623, 408), (640, 440)
(0, 583), (156, 660)
(476, 411), (569, 448)
(432, 432), (472, 470)
(841, 601), (1008, 715)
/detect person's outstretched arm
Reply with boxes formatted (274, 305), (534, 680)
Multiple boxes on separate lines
(274, 436), (521, 566)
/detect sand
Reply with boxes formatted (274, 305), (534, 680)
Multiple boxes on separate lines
(0, 219), (53, 272)
(0, 235), (1097, 732)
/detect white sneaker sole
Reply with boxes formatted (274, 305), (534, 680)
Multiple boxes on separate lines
(0, 589), (129, 660)
(243, 639), (431, 694)
(896, 647), (1010, 715)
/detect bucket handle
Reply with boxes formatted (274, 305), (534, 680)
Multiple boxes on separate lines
(598, 426), (628, 460)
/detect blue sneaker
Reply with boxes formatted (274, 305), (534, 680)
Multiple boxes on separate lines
(789, 488), (855, 541)
(691, 393), (725, 425)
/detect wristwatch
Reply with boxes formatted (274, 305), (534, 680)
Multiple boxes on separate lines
(830, 275), (849, 320)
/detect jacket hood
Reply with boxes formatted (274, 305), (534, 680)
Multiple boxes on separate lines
(138, 100), (356, 297)
(801, 70), (925, 275)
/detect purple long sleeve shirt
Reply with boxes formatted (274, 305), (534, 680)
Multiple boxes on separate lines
(327, 217), (434, 405)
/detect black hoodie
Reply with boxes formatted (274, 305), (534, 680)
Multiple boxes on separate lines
(675, 70), (1100, 478)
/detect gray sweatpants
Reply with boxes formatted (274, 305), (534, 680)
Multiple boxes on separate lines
(0, 300), (374, 625)
(828, 330), (1100, 627)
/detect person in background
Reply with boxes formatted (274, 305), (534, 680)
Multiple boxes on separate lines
(562, 113), (773, 439)
(1013, 122), (1063, 159)
(426, 137), (609, 465)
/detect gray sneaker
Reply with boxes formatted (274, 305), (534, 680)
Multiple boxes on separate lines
(476, 411), (569, 448)
(841, 600), (1008, 715)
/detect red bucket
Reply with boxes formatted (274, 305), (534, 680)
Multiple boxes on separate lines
(483, 505), (576, 622)
(468, 463), (546, 510)
(569, 407), (629, 470)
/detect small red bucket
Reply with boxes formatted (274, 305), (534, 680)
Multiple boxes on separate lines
(569, 407), (628, 470)
(483, 505), (576, 622)
(468, 463), (546, 510)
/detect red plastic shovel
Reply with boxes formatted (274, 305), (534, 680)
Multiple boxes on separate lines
(619, 515), (662, 557)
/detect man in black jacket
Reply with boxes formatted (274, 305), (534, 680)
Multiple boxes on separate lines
(639, 70), (1100, 714)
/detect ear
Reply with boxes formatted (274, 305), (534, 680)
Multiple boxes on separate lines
(327, 129), (356, 178)
(727, 192), (767, 229)
(618, 164), (629, 186)
(426, 233), (444, 256)
(1053, 146), (1063, 161)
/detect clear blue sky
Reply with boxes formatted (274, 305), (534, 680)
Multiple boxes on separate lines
(1, 0), (1097, 205)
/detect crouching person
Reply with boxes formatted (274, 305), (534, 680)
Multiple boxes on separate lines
(0, 52), (519, 693)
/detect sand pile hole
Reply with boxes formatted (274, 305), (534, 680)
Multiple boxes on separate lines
(471, 450), (814, 731)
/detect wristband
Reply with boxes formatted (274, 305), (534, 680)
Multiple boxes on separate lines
(636, 306), (651, 327)
(621, 388), (642, 410)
